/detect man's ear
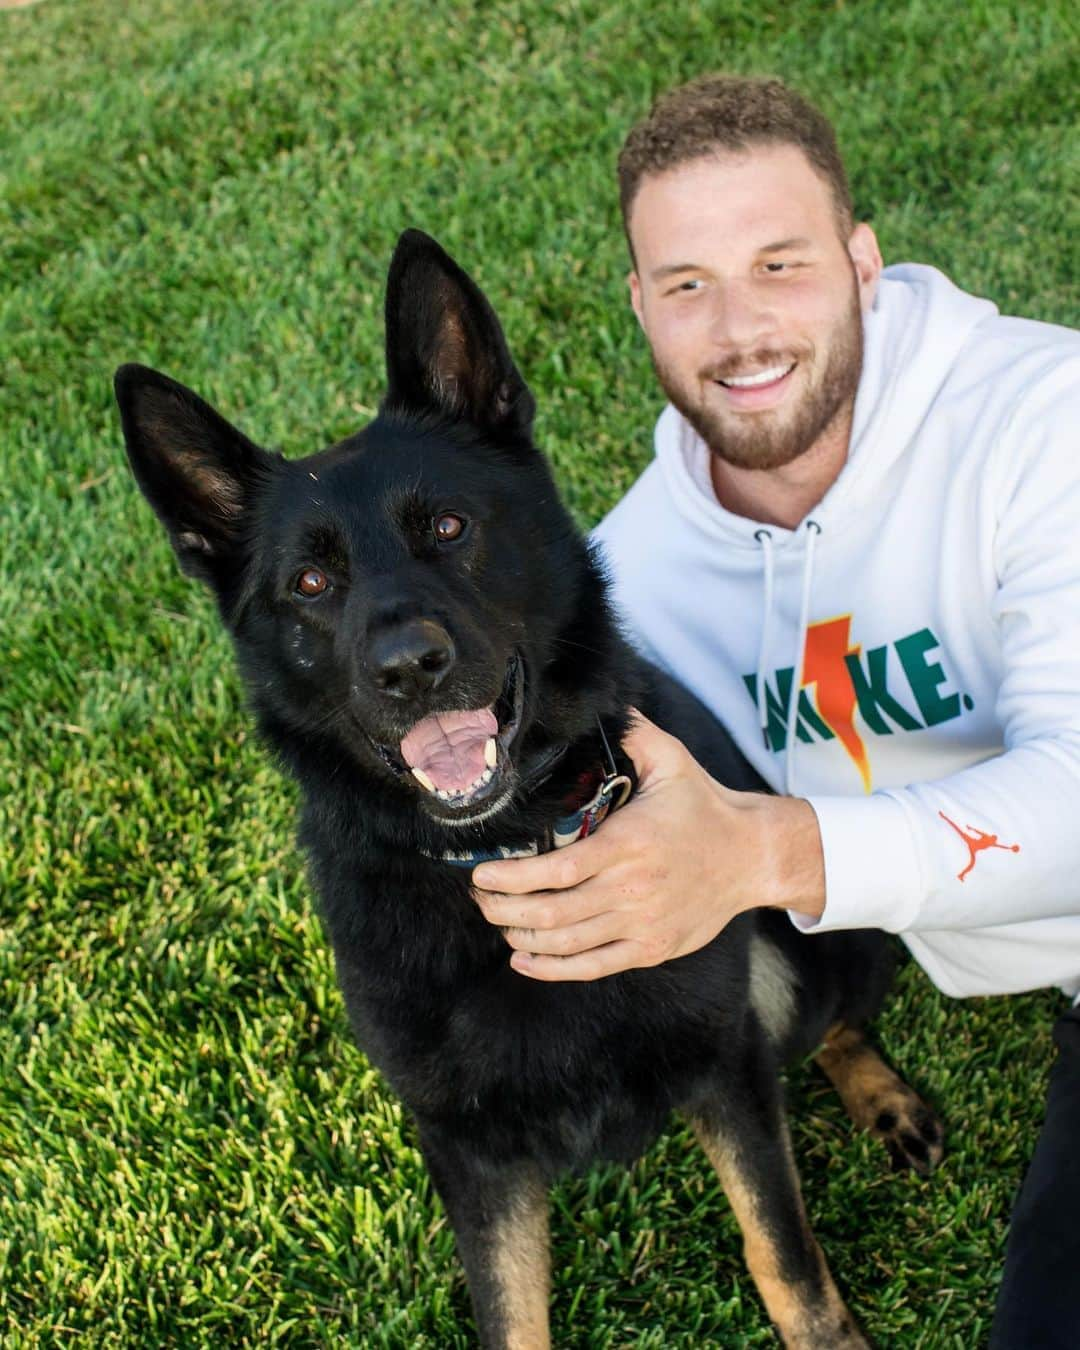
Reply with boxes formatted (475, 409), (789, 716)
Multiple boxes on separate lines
(628, 270), (646, 331)
(382, 229), (536, 441)
(848, 223), (883, 313)
(114, 364), (275, 585)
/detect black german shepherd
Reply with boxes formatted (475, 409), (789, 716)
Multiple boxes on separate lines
(116, 230), (941, 1348)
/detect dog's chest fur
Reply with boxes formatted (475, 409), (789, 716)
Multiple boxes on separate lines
(303, 803), (755, 1170)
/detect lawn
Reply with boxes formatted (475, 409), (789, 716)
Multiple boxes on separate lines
(1, 0), (1077, 1344)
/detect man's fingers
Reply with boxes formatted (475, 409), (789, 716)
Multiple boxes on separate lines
(499, 910), (622, 957)
(509, 941), (642, 983)
(476, 884), (592, 932)
(472, 827), (620, 895)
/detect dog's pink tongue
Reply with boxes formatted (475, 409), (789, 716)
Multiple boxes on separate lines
(400, 708), (497, 792)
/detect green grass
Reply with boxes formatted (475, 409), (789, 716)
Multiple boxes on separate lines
(1, 0), (1077, 1343)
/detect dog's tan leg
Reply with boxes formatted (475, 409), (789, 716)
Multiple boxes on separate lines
(691, 1108), (867, 1349)
(815, 1022), (943, 1176)
(486, 1179), (551, 1350)
(420, 1132), (550, 1350)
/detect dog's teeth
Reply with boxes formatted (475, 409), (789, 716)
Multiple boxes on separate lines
(411, 767), (436, 793)
(437, 789), (452, 801)
(480, 767), (493, 784)
(484, 737), (497, 768)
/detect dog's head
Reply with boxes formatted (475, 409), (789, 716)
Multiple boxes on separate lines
(117, 231), (614, 829)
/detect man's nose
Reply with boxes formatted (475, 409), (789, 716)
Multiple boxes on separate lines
(707, 278), (776, 351)
(368, 619), (456, 700)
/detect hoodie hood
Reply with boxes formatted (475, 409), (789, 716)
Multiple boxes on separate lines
(655, 263), (999, 549)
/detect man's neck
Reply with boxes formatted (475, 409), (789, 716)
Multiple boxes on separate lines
(709, 404), (853, 530)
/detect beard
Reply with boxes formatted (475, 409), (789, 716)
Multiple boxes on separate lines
(651, 282), (864, 472)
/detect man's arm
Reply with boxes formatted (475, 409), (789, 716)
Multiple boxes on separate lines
(473, 713), (825, 982)
(799, 357), (1080, 942)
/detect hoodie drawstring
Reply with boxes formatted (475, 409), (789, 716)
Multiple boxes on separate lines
(754, 519), (822, 795)
(786, 520), (821, 794)
(753, 528), (775, 745)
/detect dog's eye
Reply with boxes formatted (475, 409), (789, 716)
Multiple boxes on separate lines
(296, 568), (329, 597)
(434, 513), (467, 543)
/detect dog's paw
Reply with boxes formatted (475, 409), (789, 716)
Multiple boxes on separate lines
(872, 1091), (944, 1177)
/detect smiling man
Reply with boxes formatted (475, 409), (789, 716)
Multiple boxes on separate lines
(628, 145), (874, 498)
(472, 75), (1080, 1343)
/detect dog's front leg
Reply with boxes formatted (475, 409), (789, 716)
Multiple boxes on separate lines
(420, 1128), (551, 1349)
(688, 1084), (868, 1349)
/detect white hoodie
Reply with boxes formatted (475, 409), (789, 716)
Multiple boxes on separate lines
(593, 264), (1080, 999)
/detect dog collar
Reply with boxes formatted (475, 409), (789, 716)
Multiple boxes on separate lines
(434, 767), (632, 868)
(429, 718), (632, 869)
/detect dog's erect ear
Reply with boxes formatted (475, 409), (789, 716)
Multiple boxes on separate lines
(383, 229), (536, 441)
(114, 364), (274, 584)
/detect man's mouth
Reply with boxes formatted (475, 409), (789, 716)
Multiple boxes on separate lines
(371, 655), (525, 818)
(716, 361), (796, 389)
(710, 359), (797, 412)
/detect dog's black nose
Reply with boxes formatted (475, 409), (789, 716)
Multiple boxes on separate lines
(368, 619), (456, 699)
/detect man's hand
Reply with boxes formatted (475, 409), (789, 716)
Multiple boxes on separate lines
(472, 712), (826, 982)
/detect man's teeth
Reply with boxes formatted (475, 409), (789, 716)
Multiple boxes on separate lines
(720, 363), (794, 388)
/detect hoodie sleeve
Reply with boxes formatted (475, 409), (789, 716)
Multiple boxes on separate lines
(798, 356), (1080, 939)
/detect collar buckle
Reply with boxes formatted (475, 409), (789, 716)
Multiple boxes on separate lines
(551, 770), (632, 849)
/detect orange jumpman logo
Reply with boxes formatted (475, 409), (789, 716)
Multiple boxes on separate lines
(938, 811), (1021, 882)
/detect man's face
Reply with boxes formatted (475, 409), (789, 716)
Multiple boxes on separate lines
(627, 145), (882, 472)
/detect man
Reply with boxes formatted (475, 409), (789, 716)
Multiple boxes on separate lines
(471, 75), (1080, 1344)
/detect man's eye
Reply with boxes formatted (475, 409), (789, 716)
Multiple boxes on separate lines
(434, 513), (467, 543)
(296, 568), (329, 597)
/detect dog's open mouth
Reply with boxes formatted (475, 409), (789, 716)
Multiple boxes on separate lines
(377, 656), (524, 816)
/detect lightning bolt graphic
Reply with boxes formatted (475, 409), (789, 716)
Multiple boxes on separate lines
(801, 616), (871, 793)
